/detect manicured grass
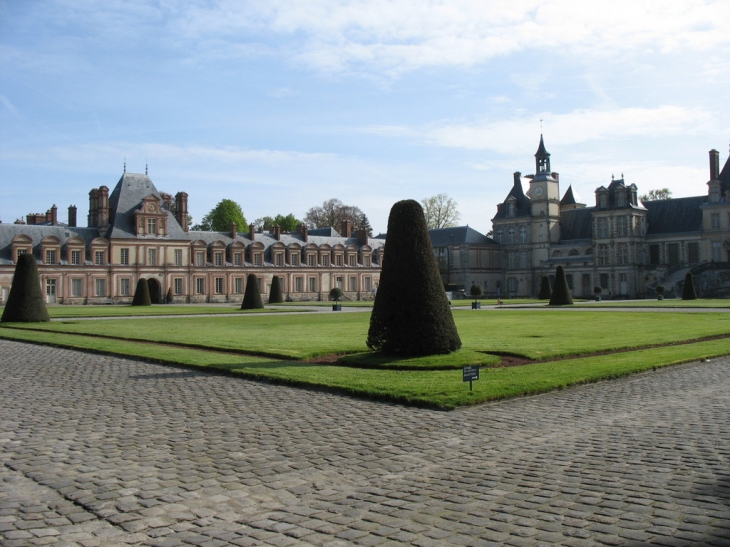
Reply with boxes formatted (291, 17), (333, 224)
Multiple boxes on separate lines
(2, 309), (728, 409)
(37, 305), (298, 318)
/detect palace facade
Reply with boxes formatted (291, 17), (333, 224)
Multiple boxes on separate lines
(1, 138), (729, 305)
(0, 172), (384, 304)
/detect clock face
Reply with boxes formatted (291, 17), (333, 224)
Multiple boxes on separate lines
(147, 204), (155, 212)
(534, 187), (543, 197)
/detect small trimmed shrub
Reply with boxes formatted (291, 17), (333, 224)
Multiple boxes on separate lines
(538, 276), (552, 300)
(682, 273), (697, 300)
(367, 199), (461, 356)
(548, 265), (573, 306)
(656, 285), (666, 300)
(329, 287), (344, 302)
(469, 284), (483, 301)
(1, 253), (50, 322)
(594, 286), (602, 301)
(131, 279), (152, 306)
(241, 274), (264, 309)
(269, 276), (284, 304)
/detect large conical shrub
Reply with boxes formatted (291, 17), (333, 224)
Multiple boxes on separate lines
(548, 266), (573, 306)
(1, 253), (50, 322)
(241, 273), (264, 309)
(538, 276), (552, 300)
(367, 199), (461, 356)
(131, 278), (152, 306)
(268, 276), (284, 304)
(682, 272), (697, 300)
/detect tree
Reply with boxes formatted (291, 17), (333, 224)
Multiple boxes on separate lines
(367, 199), (461, 356)
(304, 198), (373, 236)
(329, 287), (344, 302)
(192, 199), (247, 231)
(640, 188), (672, 202)
(682, 272), (697, 300)
(241, 274), (263, 310)
(538, 276), (552, 300)
(1, 253), (50, 322)
(131, 278), (152, 306)
(269, 276), (284, 304)
(548, 266), (573, 306)
(254, 214), (301, 232)
(421, 193), (461, 230)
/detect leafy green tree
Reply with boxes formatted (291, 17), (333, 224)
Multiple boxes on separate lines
(640, 188), (672, 202)
(469, 284), (483, 301)
(329, 287), (344, 302)
(421, 193), (460, 229)
(682, 272), (697, 300)
(1, 253), (50, 322)
(241, 274), (264, 310)
(132, 278), (152, 306)
(193, 199), (247, 231)
(268, 276), (284, 304)
(538, 276), (552, 300)
(367, 199), (461, 356)
(255, 213), (302, 232)
(548, 266), (573, 306)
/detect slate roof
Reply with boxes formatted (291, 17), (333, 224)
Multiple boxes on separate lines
(719, 154), (730, 196)
(493, 174), (532, 219)
(559, 208), (594, 241)
(644, 196), (706, 235)
(0, 224), (100, 265)
(560, 185), (584, 206)
(107, 172), (189, 240)
(428, 226), (494, 247)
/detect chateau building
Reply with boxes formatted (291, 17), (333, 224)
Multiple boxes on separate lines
(2, 138), (729, 305)
(0, 172), (384, 304)
(427, 137), (730, 299)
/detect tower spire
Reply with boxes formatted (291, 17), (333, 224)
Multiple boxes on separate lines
(535, 134), (551, 174)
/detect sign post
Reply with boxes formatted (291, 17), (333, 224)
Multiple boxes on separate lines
(462, 365), (480, 391)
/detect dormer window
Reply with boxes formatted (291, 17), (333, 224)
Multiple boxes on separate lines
(507, 202), (515, 216)
(147, 218), (157, 234)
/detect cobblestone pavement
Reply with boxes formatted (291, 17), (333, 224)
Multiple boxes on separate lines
(1, 339), (729, 547)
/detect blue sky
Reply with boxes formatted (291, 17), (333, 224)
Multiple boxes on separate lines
(1, 0), (728, 235)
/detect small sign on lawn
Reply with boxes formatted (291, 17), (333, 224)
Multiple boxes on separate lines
(463, 365), (479, 391)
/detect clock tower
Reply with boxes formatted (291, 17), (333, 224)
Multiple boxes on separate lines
(529, 135), (561, 247)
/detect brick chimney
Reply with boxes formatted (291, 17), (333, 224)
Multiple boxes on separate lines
(710, 149), (720, 181)
(97, 186), (110, 229)
(297, 223), (308, 243)
(174, 192), (188, 232)
(68, 205), (77, 227)
(88, 188), (99, 227)
(231, 222), (237, 239)
(47, 205), (57, 225)
(341, 219), (353, 238)
(273, 225), (281, 240)
(354, 229), (368, 246)
(248, 223), (255, 241)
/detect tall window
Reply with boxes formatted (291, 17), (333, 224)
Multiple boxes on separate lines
(363, 255), (371, 267)
(214, 252), (223, 266)
(120, 278), (130, 296)
(616, 217), (628, 237)
(147, 218), (157, 235)
(71, 250), (82, 265)
(364, 277), (372, 292)
(711, 213), (720, 229)
(322, 255), (330, 267)
(519, 252), (528, 269)
(295, 277), (303, 292)
(688, 242), (699, 263)
(196, 252), (205, 266)
(71, 278), (83, 297)
(95, 278), (106, 297)
(600, 273), (609, 289)
(254, 253), (262, 266)
(234, 252), (242, 266)
(174, 278), (183, 295)
(215, 277), (223, 294)
(597, 218), (609, 238)
(45, 250), (57, 264)
(507, 202), (515, 216)
(148, 249), (157, 266)
(349, 277), (357, 291)
(649, 245), (660, 265)
(95, 251), (105, 265)
(507, 227), (515, 244)
(348, 255), (356, 267)
(667, 243), (679, 264)
(336, 254), (343, 266)
(508, 252), (516, 269)
(496, 228), (503, 243)
(712, 241), (722, 261)
(519, 226), (528, 243)
(275, 253), (283, 267)
(120, 248), (129, 265)
(291, 254), (300, 266)
(196, 278), (205, 294)
(597, 244), (608, 266)
(617, 243), (629, 265)
(308, 277), (317, 292)
(234, 277), (243, 294)
(174, 249), (183, 266)
(307, 254), (316, 267)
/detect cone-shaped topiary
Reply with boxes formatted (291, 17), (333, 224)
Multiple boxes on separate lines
(131, 278), (152, 306)
(241, 273), (264, 309)
(682, 272), (697, 300)
(548, 265), (573, 306)
(1, 253), (50, 322)
(268, 276), (284, 304)
(538, 276), (552, 300)
(367, 199), (461, 356)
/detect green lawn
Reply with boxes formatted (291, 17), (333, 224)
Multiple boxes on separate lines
(1, 309), (728, 409)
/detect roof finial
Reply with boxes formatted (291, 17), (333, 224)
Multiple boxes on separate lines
(621, 172), (624, 179)
(612, 173), (614, 181)
(123, 158), (126, 173)
(145, 160), (148, 176)
(540, 118), (543, 135)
